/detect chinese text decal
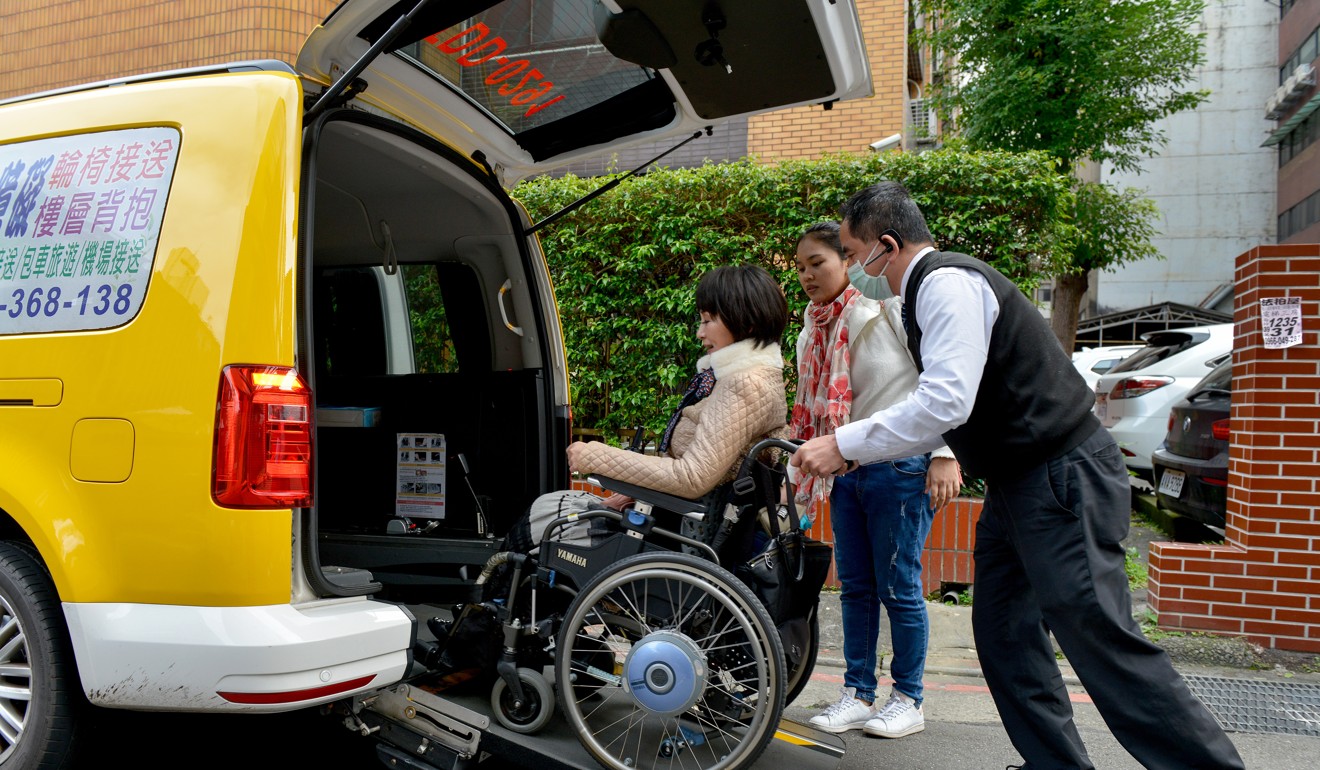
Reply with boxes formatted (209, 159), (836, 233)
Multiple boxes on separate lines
(1260, 296), (1302, 349)
(0, 127), (179, 335)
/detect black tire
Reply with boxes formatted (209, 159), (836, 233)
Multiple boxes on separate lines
(490, 667), (556, 734)
(555, 551), (785, 770)
(0, 541), (81, 769)
(784, 605), (820, 706)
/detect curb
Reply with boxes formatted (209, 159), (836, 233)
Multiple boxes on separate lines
(815, 654), (1082, 687)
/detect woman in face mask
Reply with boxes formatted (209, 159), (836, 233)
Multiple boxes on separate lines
(789, 221), (961, 740)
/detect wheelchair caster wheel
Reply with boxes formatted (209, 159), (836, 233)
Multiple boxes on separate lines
(492, 667), (555, 734)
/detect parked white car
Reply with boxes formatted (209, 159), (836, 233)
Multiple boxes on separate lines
(1072, 345), (1143, 390)
(1093, 324), (1233, 483)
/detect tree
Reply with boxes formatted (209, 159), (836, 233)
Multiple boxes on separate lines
(1053, 182), (1161, 345)
(918, 0), (1209, 347)
(516, 148), (1073, 435)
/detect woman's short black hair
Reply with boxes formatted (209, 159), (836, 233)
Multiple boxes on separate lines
(797, 221), (844, 258)
(695, 264), (788, 349)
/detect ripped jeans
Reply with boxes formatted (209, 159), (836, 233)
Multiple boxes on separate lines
(829, 455), (935, 705)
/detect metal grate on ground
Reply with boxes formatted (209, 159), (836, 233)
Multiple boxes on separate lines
(1184, 675), (1320, 737)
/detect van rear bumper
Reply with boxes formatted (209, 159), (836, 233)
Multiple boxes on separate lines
(63, 598), (413, 711)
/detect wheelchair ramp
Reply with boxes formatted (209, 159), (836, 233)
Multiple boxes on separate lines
(477, 713), (845, 770)
(368, 683), (845, 770)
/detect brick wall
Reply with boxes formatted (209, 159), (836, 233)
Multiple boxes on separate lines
(747, 0), (906, 161)
(1148, 244), (1320, 653)
(922, 497), (982, 596)
(0, 0), (337, 102)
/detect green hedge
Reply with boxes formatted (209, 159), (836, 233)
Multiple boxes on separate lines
(514, 147), (1073, 439)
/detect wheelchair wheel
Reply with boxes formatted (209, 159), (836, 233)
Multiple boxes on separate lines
(784, 605), (820, 706)
(491, 667), (555, 734)
(555, 551), (785, 770)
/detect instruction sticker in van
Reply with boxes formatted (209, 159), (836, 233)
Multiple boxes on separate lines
(0, 127), (178, 335)
(396, 433), (447, 519)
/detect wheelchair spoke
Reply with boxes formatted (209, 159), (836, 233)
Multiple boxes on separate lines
(557, 553), (785, 770)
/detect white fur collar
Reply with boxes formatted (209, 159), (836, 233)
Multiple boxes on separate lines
(697, 338), (783, 379)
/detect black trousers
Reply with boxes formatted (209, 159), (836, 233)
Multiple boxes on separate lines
(972, 427), (1244, 770)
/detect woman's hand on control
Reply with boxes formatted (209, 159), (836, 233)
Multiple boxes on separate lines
(926, 457), (961, 512)
(600, 493), (634, 512)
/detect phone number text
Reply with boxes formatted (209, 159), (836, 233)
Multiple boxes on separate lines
(1, 283), (135, 319)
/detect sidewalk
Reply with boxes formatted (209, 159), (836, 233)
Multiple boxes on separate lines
(809, 518), (1320, 744)
(814, 518), (1320, 684)
(813, 593), (1320, 685)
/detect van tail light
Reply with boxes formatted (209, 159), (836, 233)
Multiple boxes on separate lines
(1203, 476), (1228, 487)
(1109, 376), (1174, 399)
(213, 365), (313, 508)
(1211, 419), (1230, 441)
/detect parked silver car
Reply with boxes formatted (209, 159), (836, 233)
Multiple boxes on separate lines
(1094, 324), (1232, 483)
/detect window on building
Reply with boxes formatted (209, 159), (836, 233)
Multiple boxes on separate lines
(1279, 190), (1320, 241)
(1277, 110), (1318, 169)
(1281, 25), (1320, 85)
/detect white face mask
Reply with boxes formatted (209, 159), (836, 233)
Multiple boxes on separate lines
(847, 240), (894, 300)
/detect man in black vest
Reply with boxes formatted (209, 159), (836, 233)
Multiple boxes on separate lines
(791, 181), (1242, 770)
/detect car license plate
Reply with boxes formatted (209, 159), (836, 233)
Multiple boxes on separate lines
(1159, 469), (1185, 498)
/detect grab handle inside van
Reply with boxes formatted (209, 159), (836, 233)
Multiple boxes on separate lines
(498, 279), (524, 337)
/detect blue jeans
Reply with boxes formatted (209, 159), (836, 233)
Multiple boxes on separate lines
(829, 455), (934, 705)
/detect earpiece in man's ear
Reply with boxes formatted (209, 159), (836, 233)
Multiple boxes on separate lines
(882, 228), (905, 251)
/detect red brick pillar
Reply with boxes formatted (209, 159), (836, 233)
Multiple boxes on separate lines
(1147, 245), (1320, 653)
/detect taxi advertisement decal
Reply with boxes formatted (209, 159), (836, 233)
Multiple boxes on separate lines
(0, 127), (179, 335)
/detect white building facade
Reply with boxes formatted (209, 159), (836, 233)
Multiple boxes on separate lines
(1092, 0), (1278, 315)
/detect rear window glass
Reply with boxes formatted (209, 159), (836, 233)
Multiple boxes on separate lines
(1108, 332), (1207, 374)
(397, 0), (654, 134)
(401, 263), (459, 375)
(314, 263), (488, 379)
(1090, 356), (1124, 375)
(0, 127), (178, 335)
(1192, 360), (1233, 393)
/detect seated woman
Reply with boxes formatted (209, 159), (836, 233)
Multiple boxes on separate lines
(507, 264), (789, 554)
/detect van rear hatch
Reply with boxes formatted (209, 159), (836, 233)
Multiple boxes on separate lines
(297, 0), (873, 183)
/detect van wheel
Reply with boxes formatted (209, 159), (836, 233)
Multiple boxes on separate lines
(0, 542), (81, 769)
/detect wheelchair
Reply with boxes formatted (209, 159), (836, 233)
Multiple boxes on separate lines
(421, 438), (825, 770)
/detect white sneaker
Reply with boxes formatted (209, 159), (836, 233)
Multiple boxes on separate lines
(863, 690), (924, 738)
(808, 686), (875, 733)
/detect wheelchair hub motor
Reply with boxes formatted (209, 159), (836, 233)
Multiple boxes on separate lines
(622, 630), (708, 716)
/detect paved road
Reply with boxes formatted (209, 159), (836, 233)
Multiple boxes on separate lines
(80, 656), (1320, 770)
(788, 664), (1320, 770)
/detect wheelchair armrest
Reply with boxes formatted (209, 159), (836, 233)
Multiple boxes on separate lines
(587, 475), (708, 516)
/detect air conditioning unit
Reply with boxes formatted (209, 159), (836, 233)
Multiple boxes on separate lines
(1266, 62), (1316, 120)
(1291, 61), (1316, 91)
(1266, 91), (1285, 120)
(908, 98), (936, 139)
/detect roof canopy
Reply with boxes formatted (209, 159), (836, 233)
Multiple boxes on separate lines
(1074, 302), (1231, 349)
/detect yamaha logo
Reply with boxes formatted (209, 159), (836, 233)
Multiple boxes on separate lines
(556, 548), (588, 568)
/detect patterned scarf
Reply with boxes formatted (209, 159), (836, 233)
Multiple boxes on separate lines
(658, 366), (717, 453)
(789, 287), (860, 515)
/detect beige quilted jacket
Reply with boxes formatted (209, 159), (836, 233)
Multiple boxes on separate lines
(574, 339), (787, 499)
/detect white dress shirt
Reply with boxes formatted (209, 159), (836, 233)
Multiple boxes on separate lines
(834, 247), (1001, 465)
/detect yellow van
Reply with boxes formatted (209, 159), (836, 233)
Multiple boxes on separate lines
(0, 1), (869, 766)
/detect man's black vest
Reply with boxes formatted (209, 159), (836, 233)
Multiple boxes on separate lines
(904, 251), (1098, 481)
